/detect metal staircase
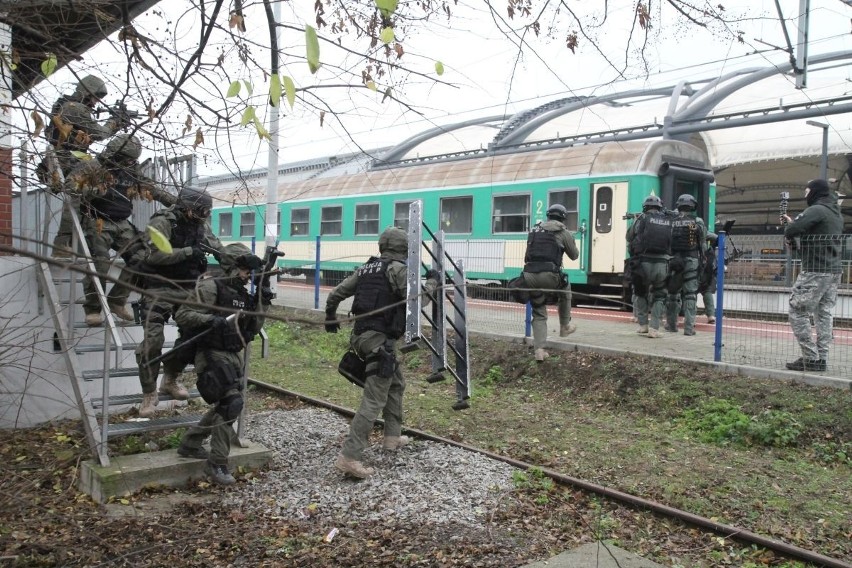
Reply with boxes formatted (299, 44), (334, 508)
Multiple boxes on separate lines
(36, 200), (203, 466)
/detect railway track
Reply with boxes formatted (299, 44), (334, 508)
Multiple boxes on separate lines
(248, 378), (852, 568)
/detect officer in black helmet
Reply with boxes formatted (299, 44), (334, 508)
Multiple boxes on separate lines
(175, 243), (271, 485)
(325, 227), (439, 479)
(626, 194), (672, 338)
(67, 133), (176, 329)
(134, 185), (225, 418)
(665, 193), (707, 336)
(521, 203), (580, 361)
(40, 75), (127, 258)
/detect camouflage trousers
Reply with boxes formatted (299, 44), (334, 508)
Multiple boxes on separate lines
(81, 216), (137, 315)
(341, 330), (405, 461)
(135, 285), (194, 394)
(788, 272), (840, 361)
(666, 256), (699, 334)
(180, 388), (241, 466)
(523, 271), (571, 349)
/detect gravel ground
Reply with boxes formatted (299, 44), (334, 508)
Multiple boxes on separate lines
(226, 408), (519, 529)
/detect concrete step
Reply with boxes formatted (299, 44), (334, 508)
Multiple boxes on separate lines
(78, 442), (273, 503)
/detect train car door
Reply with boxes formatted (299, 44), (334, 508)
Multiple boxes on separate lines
(590, 182), (628, 273)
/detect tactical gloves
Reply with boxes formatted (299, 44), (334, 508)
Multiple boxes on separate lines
(325, 309), (340, 333)
(188, 246), (207, 263)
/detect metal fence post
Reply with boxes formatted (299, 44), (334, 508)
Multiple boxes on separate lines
(525, 301), (532, 338)
(314, 235), (321, 310)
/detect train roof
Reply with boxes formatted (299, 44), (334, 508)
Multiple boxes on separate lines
(210, 139), (707, 206)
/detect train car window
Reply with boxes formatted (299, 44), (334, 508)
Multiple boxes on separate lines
(394, 201), (412, 230)
(440, 196), (473, 234)
(594, 186), (613, 234)
(492, 194), (530, 233)
(355, 203), (380, 235)
(239, 212), (255, 237)
(321, 205), (343, 236)
(218, 212), (233, 238)
(548, 189), (579, 230)
(290, 208), (309, 236)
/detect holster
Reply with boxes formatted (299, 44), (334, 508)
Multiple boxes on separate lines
(378, 341), (397, 379)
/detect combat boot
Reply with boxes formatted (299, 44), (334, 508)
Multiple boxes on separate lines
(534, 348), (549, 362)
(646, 328), (661, 339)
(138, 391), (158, 418)
(335, 454), (374, 479)
(707, 316), (716, 324)
(159, 374), (189, 400)
(108, 303), (134, 322)
(637, 324), (649, 334)
(559, 323), (576, 337)
(52, 245), (73, 260)
(382, 435), (411, 451)
(204, 461), (236, 485)
(85, 312), (103, 327)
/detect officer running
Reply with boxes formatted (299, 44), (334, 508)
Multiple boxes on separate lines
(665, 194), (707, 336)
(134, 186), (226, 418)
(324, 227), (439, 479)
(175, 243), (270, 485)
(521, 204), (580, 361)
(626, 195), (672, 338)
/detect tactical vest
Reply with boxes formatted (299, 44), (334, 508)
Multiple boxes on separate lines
(634, 211), (672, 255)
(83, 167), (134, 221)
(201, 278), (255, 352)
(139, 210), (208, 284)
(352, 257), (405, 339)
(524, 224), (563, 271)
(671, 216), (700, 254)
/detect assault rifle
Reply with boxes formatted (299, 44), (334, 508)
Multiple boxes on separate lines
(146, 245), (284, 366)
(717, 219), (744, 265)
(95, 100), (141, 130)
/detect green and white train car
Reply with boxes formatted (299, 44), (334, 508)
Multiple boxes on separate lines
(209, 139), (715, 302)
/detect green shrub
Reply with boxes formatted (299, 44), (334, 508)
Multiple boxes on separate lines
(745, 410), (801, 447)
(679, 399), (750, 444)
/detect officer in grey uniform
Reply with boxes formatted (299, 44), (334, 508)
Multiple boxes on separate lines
(134, 186), (225, 417)
(665, 194), (707, 336)
(626, 195), (672, 338)
(325, 227), (439, 479)
(521, 204), (580, 361)
(782, 178), (844, 372)
(40, 75), (124, 258)
(699, 232), (719, 324)
(69, 133), (175, 327)
(175, 243), (270, 485)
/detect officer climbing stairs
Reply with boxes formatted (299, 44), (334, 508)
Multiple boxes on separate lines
(36, 202), (204, 467)
(404, 201), (472, 410)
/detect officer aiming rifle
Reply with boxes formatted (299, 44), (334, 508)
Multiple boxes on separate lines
(95, 100), (141, 131)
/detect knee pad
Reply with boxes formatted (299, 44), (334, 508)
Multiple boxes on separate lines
(215, 393), (244, 422)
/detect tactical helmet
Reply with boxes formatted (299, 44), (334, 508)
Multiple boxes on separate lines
(222, 242), (262, 272)
(177, 186), (213, 218)
(57, 101), (92, 129)
(675, 194), (698, 210)
(642, 195), (663, 211)
(102, 133), (142, 161)
(74, 75), (108, 100)
(546, 204), (568, 221)
(378, 226), (408, 255)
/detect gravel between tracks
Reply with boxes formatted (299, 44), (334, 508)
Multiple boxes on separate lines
(225, 407), (518, 528)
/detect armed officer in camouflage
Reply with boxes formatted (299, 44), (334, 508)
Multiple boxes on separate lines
(521, 204), (580, 361)
(325, 227), (439, 479)
(175, 243), (270, 486)
(665, 194), (707, 336)
(66, 133), (176, 328)
(39, 75), (126, 258)
(626, 195), (672, 339)
(782, 179), (844, 372)
(134, 186), (225, 418)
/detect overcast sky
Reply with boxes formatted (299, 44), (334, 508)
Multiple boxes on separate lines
(19, 0), (852, 178)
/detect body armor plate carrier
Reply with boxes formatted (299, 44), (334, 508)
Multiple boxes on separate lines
(524, 224), (563, 272)
(352, 257), (405, 339)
